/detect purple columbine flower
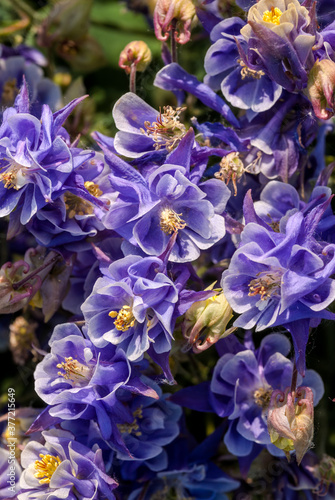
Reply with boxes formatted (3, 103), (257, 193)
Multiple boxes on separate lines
(33, 322), (157, 445)
(18, 428), (118, 500)
(221, 201), (335, 374)
(204, 16), (282, 112)
(100, 129), (230, 262)
(81, 254), (179, 371)
(0, 82), (88, 226)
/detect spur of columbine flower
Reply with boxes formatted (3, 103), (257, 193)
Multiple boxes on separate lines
(0, 81), (90, 226)
(221, 195), (335, 374)
(33, 322), (158, 445)
(18, 428), (118, 500)
(99, 129), (230, 262)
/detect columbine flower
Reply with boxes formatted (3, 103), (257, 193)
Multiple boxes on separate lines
(204, 17), (282, 112)
(101, 129), (230, 262)
(267, 386), (314, 465)
(239, 0), (319, 92)
(0, 81), (88, 225)
(33, 322), (157, 444)
(0, 447), (21, 498)
(18, 429), (118, 500)
(221, 204), (335, 373)
(81, 255), (179, 371)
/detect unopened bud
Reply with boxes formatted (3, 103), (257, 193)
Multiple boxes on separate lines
(306, 59), (335, 120)
(119, 41), (152, 75)
(267, 386), (314, 465)
(9, 316), (39, 365)
(154, 0), (196, 45)
(183, 286), (234, 353)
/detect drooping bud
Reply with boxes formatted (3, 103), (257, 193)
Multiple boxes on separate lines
(154, 0), (196, 45)
(0, 260), (42, 314)
(306, 59), (335, 120)
(183, 286), (234, 353)
(267, 386), (314, 465)
(119, 41), (152, 75)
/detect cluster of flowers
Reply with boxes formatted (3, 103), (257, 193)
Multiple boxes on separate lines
(0, 0), (335, 498)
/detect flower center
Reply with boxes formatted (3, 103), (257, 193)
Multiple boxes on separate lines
(263, 6), (282, 25)
(248, 270), (282, 301)
(0, 160), (28, 190)
(84, 181), (103, 197)
(56, 356), (92, 384)
(238, 59), (265, 80)
(109, 305), (135, 331)
(160, 208), (186, 234)
(34, 454), (62, 484)
(215, 152), (245, 196)
(117, 407), (143, 436)
(63, 192), (94, 218)
(141, 106), (187, 151)
(253, 387), (273, 409)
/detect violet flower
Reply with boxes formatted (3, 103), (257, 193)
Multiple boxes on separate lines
(18, 429), (118, 500)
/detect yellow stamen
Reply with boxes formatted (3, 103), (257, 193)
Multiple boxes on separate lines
(248, 271), (282, 301)
(109, 305), (135, 331)
(238, 59), (265, 80)
(141, 106), (187, 151)
(117, 407), (143, 436)
(56, 357), (91, 384)
(63, 192), (94, 218)
(263, 7), (282, 25)
(34, 454), (62, 484)
(160, 208), (186, 234)
(84, 181), (103, 198)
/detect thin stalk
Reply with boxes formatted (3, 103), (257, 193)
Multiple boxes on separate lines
(12, 254), (61, 290)
(170, 18), (178, 63)
(129, 63), (137, 94)
(290, 359), (298, 395)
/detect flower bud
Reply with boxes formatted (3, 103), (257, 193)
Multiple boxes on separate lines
(0, 260), (41, 314)
(9, 316), (39, 365)
(267, 386), (314, 465)
(119, 41), (152, 75)
(306, 59), (335, 120)
(183, 286), (234, 353)
(154, 0), (196, 45)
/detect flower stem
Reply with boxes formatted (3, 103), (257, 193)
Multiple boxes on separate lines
(12, 254), (61, 290)
(129, 63), (137, 94)
(170, 19), (178, 63)
(290, 359), (298, 394)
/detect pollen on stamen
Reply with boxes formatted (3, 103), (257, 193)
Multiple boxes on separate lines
(141, 105), (187, 151)
(84, 181), (103, 198)
(215, 152), (245, 196)
(63, 192), (94, 218)
(238, 59), (265, 80)
(248, 270), (282, 301)
(159, 208), (186, 234)
(117, 406), (143, 436)
(34, 454), (62, 484)
(109, 305), (135, 331)
(262, 6), (282, 25)
(56, 356), (91, 384)
(254, 387), (273, 409)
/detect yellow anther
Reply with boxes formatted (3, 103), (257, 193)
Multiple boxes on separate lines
(117, 407), (143, 436)
(84, 181), (103, 198)
(263, 6), (282, 25)
(109, 305), (135, 331)
(141, 106), (187, 151)
(160, 208), (186, 234)
(254, 387), (273, 408)
(64, 192), (94, 218)
(34, 454), (62, 484)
